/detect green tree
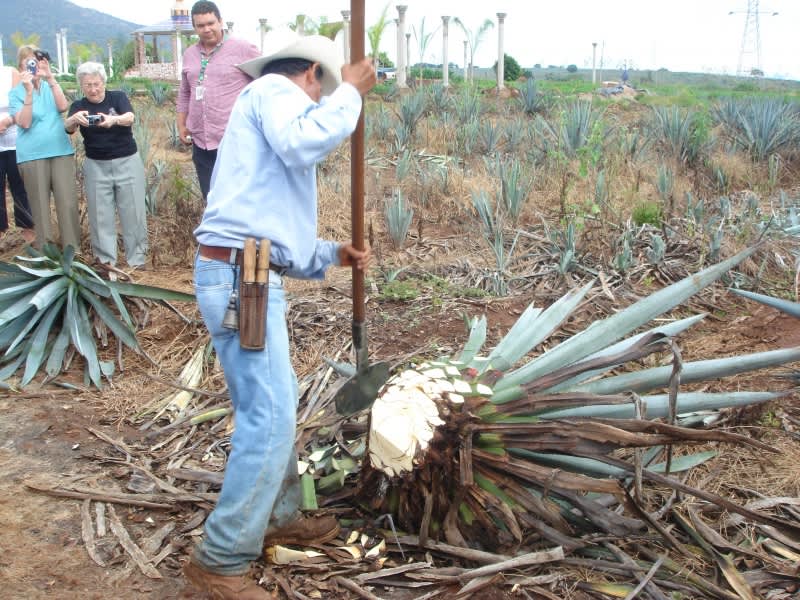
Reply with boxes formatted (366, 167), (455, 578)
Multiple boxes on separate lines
(567, 64), (578, 73)
(411, 17), (441, 84)
(318, 19), (344, 41)
(493, 54), (521, 82)
(112, 39), (138, 79)
(377, 51), (393, 68)
(288, 14), (318, 35)
(367, 4), (390, 71)
(10, 32), (41, 52)
(453, 18), (494, 83)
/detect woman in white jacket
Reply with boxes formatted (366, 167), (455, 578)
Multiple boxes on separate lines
(0, 64), (34, 243)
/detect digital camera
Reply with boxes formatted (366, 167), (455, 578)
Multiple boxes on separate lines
(87, 115), (103, 126)
(26, 59), (37, 75)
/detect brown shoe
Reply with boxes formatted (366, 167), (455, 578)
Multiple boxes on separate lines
(183, 560), (270, 600)
(263, 514), (340, 547)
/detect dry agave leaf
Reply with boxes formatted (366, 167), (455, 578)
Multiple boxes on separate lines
(265, 544), (325, 565)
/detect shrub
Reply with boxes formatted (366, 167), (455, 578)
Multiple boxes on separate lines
(632, 201), (663, 226)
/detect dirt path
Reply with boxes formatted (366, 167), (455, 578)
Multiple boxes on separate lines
(0, 395), (186, 599)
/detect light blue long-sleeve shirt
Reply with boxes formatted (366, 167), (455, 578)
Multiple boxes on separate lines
(194, 74), (362, 280)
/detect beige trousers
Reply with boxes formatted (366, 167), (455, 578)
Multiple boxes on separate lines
(18, 154), (80, 250)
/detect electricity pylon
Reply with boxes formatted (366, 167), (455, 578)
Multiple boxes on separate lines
(730, 0), (778, 76)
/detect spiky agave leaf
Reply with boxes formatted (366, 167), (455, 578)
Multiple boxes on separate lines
(0, 246), (194, 388)
(358, 244), (799, 553)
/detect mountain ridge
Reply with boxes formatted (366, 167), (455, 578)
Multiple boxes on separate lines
(2, 0), (144, 65)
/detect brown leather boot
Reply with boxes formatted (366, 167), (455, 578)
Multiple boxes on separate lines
(183, 560), (271, 600)
(262, 514), (340, 547)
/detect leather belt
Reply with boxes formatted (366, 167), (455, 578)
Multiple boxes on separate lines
(198, 244), (287, 274)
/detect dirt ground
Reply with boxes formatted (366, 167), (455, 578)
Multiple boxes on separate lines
(2, 199), (800, 599)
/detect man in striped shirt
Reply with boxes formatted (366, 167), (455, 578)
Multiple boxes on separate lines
(177, 1), (260, 200)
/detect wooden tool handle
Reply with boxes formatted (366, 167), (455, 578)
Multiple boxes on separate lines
(351, 0), (366, 323)
(242, 238), (256, 283)
(256, 239), (271, 284)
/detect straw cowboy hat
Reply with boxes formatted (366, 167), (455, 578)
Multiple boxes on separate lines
(237, 34), (343, 96)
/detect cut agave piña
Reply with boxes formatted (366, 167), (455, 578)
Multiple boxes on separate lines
(358, 245), (800, 551)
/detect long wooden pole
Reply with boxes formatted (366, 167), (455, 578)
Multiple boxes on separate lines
(350, 0), (366, 327)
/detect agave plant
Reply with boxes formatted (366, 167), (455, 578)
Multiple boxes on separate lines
(0, 244), (194, 389)
(354, 245), (799, 552)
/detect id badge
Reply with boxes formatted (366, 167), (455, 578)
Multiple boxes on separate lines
(195, 85), (205, 101)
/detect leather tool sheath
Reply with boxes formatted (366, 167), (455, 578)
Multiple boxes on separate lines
(238, 238), (269, 350)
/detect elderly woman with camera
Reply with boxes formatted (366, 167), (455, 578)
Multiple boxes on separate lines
(8, 45), (80, 250)
(65, 62), (147, 270)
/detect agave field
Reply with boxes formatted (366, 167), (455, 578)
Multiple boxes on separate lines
(2, 76), (800, 599)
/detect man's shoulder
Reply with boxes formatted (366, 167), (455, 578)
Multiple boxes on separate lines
(225, 37), (261, 57)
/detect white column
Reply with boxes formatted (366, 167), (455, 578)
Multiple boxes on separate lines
(259, 19), (268, 53)
(496, 13), (506, 89)
(60, 28), (69, 74)
(463, 40), (468, 80)
(396, 5), (408, 88)
(173, 30), (182, 79)
(592, 42), (597, 84)
(405, 33), (411, 82)
(107, 41), (114, 78)
(441, 16), (450, 87)
(55, 32), (63, 72)
(341, 11), (351, 63)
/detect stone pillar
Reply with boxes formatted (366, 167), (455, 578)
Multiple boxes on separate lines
(226, 21), (234, 35)
(496, 13), (506, 89)
(394, 18), (399, 71)
(405, 33), (411, 82)
(107, 41), (114, 79)
(396, 5), (407, 88)
(60, 28), (69, 74)
(592, 42), (598, 84)
(259, 19), (268, 53)
(341, 10), (351, 63)
(463, 40), (468, 80)
(441, 16), (450, 87)
(135, 33), (146, 68)
(56, 32), (63, 72)
(173, 31), (182, 79)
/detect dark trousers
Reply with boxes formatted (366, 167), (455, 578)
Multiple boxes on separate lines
(0, 149), (33, 231)
(191, 143), (218, 201)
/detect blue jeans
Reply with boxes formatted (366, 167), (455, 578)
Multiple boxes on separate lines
(192, 255), (301, 575)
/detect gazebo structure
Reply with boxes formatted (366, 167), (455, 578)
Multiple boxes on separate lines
(129, 0), (198, 80)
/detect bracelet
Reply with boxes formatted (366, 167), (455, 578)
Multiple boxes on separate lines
(23, 101), (32, 106)
(49, 82), (59, 88)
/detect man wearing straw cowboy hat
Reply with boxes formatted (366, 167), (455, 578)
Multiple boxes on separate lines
(185, 33), (376, 599)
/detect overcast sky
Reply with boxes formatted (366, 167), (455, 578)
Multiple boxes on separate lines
(69, 0), (799, 80)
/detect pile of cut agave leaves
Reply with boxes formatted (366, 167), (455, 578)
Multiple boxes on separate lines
(146, 245), (799, 598)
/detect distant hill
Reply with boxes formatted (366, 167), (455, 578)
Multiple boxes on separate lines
(1, 0), (142, 65)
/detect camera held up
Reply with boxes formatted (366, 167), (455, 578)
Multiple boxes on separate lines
(26, 59), (37, 75)
(87, 115), (103, 126)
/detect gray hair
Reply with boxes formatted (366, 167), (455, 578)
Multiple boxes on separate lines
(76, 62), (107, 83)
